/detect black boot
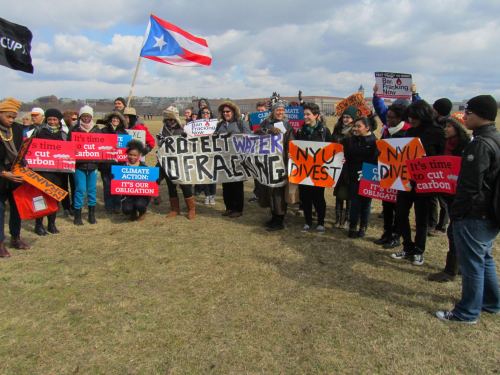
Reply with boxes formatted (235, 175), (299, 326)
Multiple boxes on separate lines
(374, 232), (390, 245)
(88, 206), (97, 224)
(334, 205), (341, 227)
(358, 225), (367, 238)
(47, 214), (59, 234)
(348, 224), (358, 238)
(34, 218), (48, 236)
(73, 209), (84, 226)
(267, 215), (285, 231)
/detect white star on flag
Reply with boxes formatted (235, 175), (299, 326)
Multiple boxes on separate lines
(153, 35), (167, 51)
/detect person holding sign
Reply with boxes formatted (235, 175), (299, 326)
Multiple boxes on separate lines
(214, 101), (252, 219)
(344, 117), (378, 238)
(391, 101), (445, 266)
(31, 108), (69, 235)
(199, 107), (217, 205)
(295, 103), (332, 232)
(332, 106), (357, 228)
(123, 107), (155, 154)
(120, 140), (151, 221)
(70, 105), (100, 226)
(255, 100), (295, 231)
(100, 111), (128, 214)
(156, 106), (196, 220)
(0, 97), (30, 257)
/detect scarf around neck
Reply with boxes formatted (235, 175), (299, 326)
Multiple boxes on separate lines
(388, 121), (405, 136)
(0, 123), (18, 166)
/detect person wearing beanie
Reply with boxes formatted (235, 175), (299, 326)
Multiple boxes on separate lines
(99, 111), (128, 214)
(156, 106), (196, 220)
(436, 94), (500, 323)
(331, 105), (357, 229)
(69, 105), (100, 225)
(31, 108), (69, 236)
(255, 100), (295, 231)
(0, 97), (30, 257)
(433, 98), (453, 120)
(114, 97), (127, 113)
(25, 107), (45, 138)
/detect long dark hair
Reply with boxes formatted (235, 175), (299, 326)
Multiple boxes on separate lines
(406, 100), (435, 126)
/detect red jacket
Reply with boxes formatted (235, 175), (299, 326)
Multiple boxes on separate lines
(131, 123), (155, 152)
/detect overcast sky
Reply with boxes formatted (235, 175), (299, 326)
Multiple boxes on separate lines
(2, 0), (499, 102)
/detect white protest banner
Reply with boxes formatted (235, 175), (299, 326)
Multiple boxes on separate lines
(156, 133), (286, 187)
(288, 141), (344, 188)
(126, 129), (146, 144)
(375, 72), (412, 99)
(184, 119), (218, 137)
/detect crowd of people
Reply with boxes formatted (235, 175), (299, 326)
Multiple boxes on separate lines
(0, 88), (499, 325)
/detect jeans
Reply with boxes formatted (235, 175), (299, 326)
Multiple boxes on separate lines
(382, 201), (398, 238)
(349, 184), (371, 229)
(0, 193), (21, 242)
(73, 169), (97, 209)
(101, 171), (121, 210)
(299, 185), (326, 226)
(222, 181), (244, 212)
(202, 184), (216, 196)
(396, 190), (431, 254)
(452, 218), (500, 321)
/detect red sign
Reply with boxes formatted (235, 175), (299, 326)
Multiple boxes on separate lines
(110, 180), (159, 197)
(358, 179), (397, 203)
(25, 139), (76, 172)
(406, 156), (462, 194)
(71, 133), (118, 161)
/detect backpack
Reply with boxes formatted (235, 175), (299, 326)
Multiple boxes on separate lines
(479, 135), (500, 228)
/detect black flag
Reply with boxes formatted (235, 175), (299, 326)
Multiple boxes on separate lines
(0, 17), (33, 73)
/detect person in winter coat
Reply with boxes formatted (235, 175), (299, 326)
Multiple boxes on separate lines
(428, 115), (471, 282)
(0, 98), (30, 257)
(343, 116), (379, 238)
(391, 100), (445, 266)
(199, 107), (217, 205)
(121, 140), (151, 221)
(70, 105), (101, 226)
(214, 101), (252, 218)
(256, 100), (295, 231)
(99, 111), (128, 214)
(296, 103), (332, 232)
(123, 107), (155, 153)
(372, 102), (411, 248)
(156, 106), (196, 220)
(32, 108), (70, 235)
(332, 105), (357, 228)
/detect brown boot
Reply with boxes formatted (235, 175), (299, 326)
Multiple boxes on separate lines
(10, 237), (30, 250)
(166, 197), (180, 218)
(185, 197), (196, 220)
(0, 242), (11, 258)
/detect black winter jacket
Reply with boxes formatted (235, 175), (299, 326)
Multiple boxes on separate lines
(343, 133), (378, 189)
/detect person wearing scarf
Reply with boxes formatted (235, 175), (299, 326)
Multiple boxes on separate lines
(0, 97), (30, 257)
(69, 105), (101, 226)
(30, 109), (69, 236)
(295, 103), (332, 233)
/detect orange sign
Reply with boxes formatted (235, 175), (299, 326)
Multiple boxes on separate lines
(377, 137), (426, 191)
(288, 141), (344, 188)
(335, 92), (372, 117)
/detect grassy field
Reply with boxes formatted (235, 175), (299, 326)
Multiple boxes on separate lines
(0, 118), (499, 374)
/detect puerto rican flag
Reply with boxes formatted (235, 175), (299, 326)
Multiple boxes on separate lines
(140, 14), (212, 67)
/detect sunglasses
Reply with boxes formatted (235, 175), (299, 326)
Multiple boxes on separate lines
(202, 111), (210, 114)
(222, 110), (232, 113)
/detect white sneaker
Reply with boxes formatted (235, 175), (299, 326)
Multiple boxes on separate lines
(204, 196), (210, 205)
(302, 224), (311, 232)
(209, 195), (216, 205)
(316, 225), (325, 233)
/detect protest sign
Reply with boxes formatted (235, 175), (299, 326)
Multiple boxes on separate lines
(184, 119), (218, 137)
(115, 134), (133, 162)
(358, 163), (397, 203)
(375, 72), (412, 99)
(248, 106), (304, 132)
(377, 137), (426, 191)
(288, 141), (344, 188)
(12, 166), (68, 201)
(127, 129), (146, 145)
(25, 139), (76, 172)
(110, 165), (159, 196)
(156, 133), (287, 186)
(406, 156), (461, 194)
(71, 133), (118, 161)
(335, 92), (372, 117)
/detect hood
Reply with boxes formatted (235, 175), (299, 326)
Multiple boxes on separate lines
(218, 101), (241, 121)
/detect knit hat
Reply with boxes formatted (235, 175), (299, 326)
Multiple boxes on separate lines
(450, 111), (465, 126)
(79, 105), (94, 118)
(123, 107), (137, 116)
(342, 105), (358, 120)
(271, 100), (286, 111)
(0, 97), (22, 113)
(45, 108), (63, 121)
(433, 98), (453, 117)
(114, 97), (127, 107)
(162, 106), (182, 126)
(466, 95), (498, 121)
(31, 107), (44, 115)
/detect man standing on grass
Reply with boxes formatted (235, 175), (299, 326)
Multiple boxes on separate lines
(436, 95), (500, 324)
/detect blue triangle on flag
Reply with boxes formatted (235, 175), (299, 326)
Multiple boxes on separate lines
(140, 17), (183, 56)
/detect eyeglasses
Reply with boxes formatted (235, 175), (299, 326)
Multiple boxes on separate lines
(464, 110), (473, 115)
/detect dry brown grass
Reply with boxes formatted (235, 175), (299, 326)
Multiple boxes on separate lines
(0, 118), (499, 374)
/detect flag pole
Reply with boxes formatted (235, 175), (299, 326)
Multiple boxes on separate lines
(127, 56), (142, 107)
